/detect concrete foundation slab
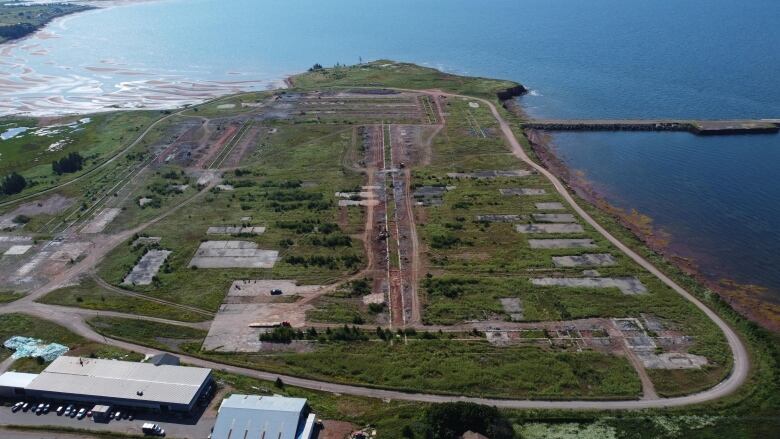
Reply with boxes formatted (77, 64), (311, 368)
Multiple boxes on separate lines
(499, 298), (523, 321)
(122, 250), (171, 286)
(447, 170), (532, 179)
(81, 208), (121, 234)
(535, 202), (565, 210)
(362, 293), (385, 305)
(532, 213), (577, 223)
(500, 188), (546, 196)
(476, 214), (527, 223)
(637, 352), (708, 369)
(216, 184), (234, 191)
(528, 239), (597, 249)
(3, 245), (32, 256)
(552, 254), (617, 267)
(226, 280), (323, 300)
(515, 224), (584, 234)
(189, 241), (278, 268)
(531, 277), (648, 295)
(207, 226), (266, 235)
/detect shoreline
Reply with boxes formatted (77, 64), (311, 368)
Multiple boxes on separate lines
(521, 125), (780, 332)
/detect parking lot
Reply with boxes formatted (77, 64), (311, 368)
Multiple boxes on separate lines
(0, 400), (216, 438)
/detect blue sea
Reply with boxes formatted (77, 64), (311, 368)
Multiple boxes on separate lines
(3, 0), (779, 299)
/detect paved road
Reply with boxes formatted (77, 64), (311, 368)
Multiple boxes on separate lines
(0, 88), (749, 412)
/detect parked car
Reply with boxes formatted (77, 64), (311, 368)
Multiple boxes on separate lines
(43, 403), (50, 413)
(35, 403), (44, 415)
(142, 423), (165, 436)
(69, 408), (78, 418)
(123, 412), (129, 419)
(87, 410), (93, 418)
(77, 408), (87, 419)
(114, 411), (122, 420)
(11, 402), (23, 412)
(56, 406), (64, 416)
(21, 403), (30, 412)
(270, 288), (283, 295)
(64, 404), (74, 416)
(128, 413), (134, 421)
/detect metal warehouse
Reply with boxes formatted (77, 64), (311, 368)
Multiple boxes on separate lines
(0, 356), (212, 412)
(211, 394), (316, 439)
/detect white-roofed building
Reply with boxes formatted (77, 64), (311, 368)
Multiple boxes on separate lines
(212, 394), (317, 439)
(0, 356), (212, 412)
(0, 372), (37, 398)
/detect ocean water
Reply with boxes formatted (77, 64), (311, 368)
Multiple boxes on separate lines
(1, 0), (779, 297)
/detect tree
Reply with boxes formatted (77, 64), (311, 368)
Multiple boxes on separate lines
(309, 63), (323, 72)
(274, 377), (284, 388)
(1, 172), (27, 195)
(424, 402), (513, 439)
(52, 152), (84, 175)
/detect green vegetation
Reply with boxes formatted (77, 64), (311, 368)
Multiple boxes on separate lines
(0, 171), (26, 195)
(51, 152), (84, 175)
(87, 316), (206, 352)
(0, 3), (91, 43)
(0, 314), (142, 372)
(291, 60), (520, 101)
(38, 277), (209, 323)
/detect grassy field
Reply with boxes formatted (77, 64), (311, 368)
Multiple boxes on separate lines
(38, 277), (209, 323)
(0, 111), (160, 203)
(0, 3), (90, 43)
(0, 313), (142, 372)
(87, 316), (206, 352)
(290, 60), (521, 101)
(95, 122), (366, 311)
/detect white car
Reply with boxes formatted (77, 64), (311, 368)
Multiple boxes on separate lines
(77, 408), (87, 419)
(56, 406), (64, 416)
(114, 411), (122, 420)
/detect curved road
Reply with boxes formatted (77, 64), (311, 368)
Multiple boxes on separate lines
(0, 89), (749, 411)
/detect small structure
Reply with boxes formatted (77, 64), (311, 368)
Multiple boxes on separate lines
(211, 394), (316, 439)
(91, 404), (112, 422)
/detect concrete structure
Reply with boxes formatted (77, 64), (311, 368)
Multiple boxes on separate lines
(0, 357), (212, 412)
(211, 394), (316, 439)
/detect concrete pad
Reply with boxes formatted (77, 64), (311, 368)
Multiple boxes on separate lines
(531, 276), (648, 295)
(552, 254), (617, 267)
(122, 250), (171, 286)
(138, 197), (153, 207)
(475, 214), (527, 223)
(515, 224), (584, 234)
(499, 298), (523, 321)
(81, 208), (121, 234)
(535, 202), (565, 210)
(637, 352), (708, 369)
(216, 184), (234, 191)
(447, 170), (532, 179)
(207, 226), (266, 235)
(362, 293), (385, 305)
(338, 199), (379, 207)
(500, 188), (546, 196)
(48, 242), (91, 262)
(203, 279), (324, 352)
(625, 334), (656, 351)
(3, 245), (32, 256)
(529, 239), (596, 249)
(532, 213), (577, 223)
(226, 280), (323, 300)
(189, 241), (278, 268)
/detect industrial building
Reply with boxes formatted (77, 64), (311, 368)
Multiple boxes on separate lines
(0, 356), (212, 412)
(211, 394), (316, 439)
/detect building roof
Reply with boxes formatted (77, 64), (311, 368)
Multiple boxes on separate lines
(212, 394), (313, 439)
(0, 372), (38, 388)
(24, 357), (211, 406)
